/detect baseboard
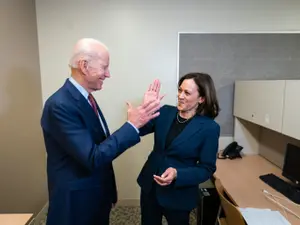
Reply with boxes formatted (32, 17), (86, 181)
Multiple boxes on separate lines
(117, 199), (140, 206)
(219, 136), (233, 151)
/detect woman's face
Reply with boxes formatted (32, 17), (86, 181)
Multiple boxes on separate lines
(177, 78), (204, 113)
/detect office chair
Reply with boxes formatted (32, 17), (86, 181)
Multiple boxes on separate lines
(214, 178), (246, 225)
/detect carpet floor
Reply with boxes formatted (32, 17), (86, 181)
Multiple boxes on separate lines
(33, 205), (197, 225)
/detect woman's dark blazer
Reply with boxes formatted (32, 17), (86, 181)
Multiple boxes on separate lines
(137, 104), (220, 211)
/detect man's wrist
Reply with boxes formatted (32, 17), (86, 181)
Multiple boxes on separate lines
(127, 121), (139, 133)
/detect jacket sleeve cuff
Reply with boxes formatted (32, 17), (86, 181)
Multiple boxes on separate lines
(126, 121), (139, 133)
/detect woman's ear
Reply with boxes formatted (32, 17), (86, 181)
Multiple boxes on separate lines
(199, 97), (205, 104)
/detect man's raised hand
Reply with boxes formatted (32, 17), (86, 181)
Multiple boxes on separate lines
(127, 99), (161, 129)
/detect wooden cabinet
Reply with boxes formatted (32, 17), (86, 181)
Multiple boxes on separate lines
(234, 80), (285, 133)
(282, 80), (300, 140)
(233, 80), (255, 122)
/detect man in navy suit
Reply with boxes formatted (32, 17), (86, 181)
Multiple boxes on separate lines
(40, 38), (161, 225)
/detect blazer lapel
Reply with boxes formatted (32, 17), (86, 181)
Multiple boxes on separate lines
(81, 92), (110, 137)
(158, 107), (177, 150)
(95, 102), (110, 136)
(64, 79), (102, 129)
(167, 115), (205, 149)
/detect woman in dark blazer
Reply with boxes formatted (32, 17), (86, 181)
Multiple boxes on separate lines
(137, 72), (220, 225)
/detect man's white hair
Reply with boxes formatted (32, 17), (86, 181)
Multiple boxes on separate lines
(69, 38), (108, 68)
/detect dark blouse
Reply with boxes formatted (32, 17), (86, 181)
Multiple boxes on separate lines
(165, 113), (192, 149)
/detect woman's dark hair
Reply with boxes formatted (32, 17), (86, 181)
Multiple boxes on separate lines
(178, 72), (220, 119)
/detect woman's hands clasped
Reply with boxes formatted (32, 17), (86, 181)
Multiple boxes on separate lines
(153, 167), (177, 186)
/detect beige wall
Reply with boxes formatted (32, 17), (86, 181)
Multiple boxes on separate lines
(0, 0), (47, 213)
(35, 0), (300, 202)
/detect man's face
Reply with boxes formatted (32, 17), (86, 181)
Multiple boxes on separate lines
(82, 51), (110, 92)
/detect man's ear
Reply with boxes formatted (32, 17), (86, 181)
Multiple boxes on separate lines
(79, 60), (88, 75)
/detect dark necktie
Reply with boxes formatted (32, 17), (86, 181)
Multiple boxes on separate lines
(88, 94), (108, 137)
(88, 94), (98, 116)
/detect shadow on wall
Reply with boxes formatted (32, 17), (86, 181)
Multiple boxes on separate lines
(216, 83), (234, 137)
(0, 68), (47, 213)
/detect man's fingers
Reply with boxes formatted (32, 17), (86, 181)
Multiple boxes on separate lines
(141, 98), (155, 109)
(148, 112), (160, 120)
(144, 99), (161, 114)
(126, 102), (132, 109)
(149, 104), (161, 115)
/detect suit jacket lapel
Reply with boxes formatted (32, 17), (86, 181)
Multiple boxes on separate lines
(64, 79), (102, 130)
(158, 107), (177, 150)
(95, 102), (110, 136)
(84, 93), (110, 137)
(167, 115), (204, 149)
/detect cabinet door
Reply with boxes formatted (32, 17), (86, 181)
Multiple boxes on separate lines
(253, 80), (285, 132)
(282, 80), (300, 140)
(233, 80), (256, 122)
(234, 80), (285, 133)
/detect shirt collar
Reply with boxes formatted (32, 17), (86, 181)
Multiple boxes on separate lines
(69, 77), (89, 100)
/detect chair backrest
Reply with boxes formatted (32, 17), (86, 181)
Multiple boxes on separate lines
(215, 178), (246, 225)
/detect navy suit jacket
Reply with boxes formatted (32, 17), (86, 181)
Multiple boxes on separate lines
(137, 105), (220, 211)
(41, 79), (140, 225)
